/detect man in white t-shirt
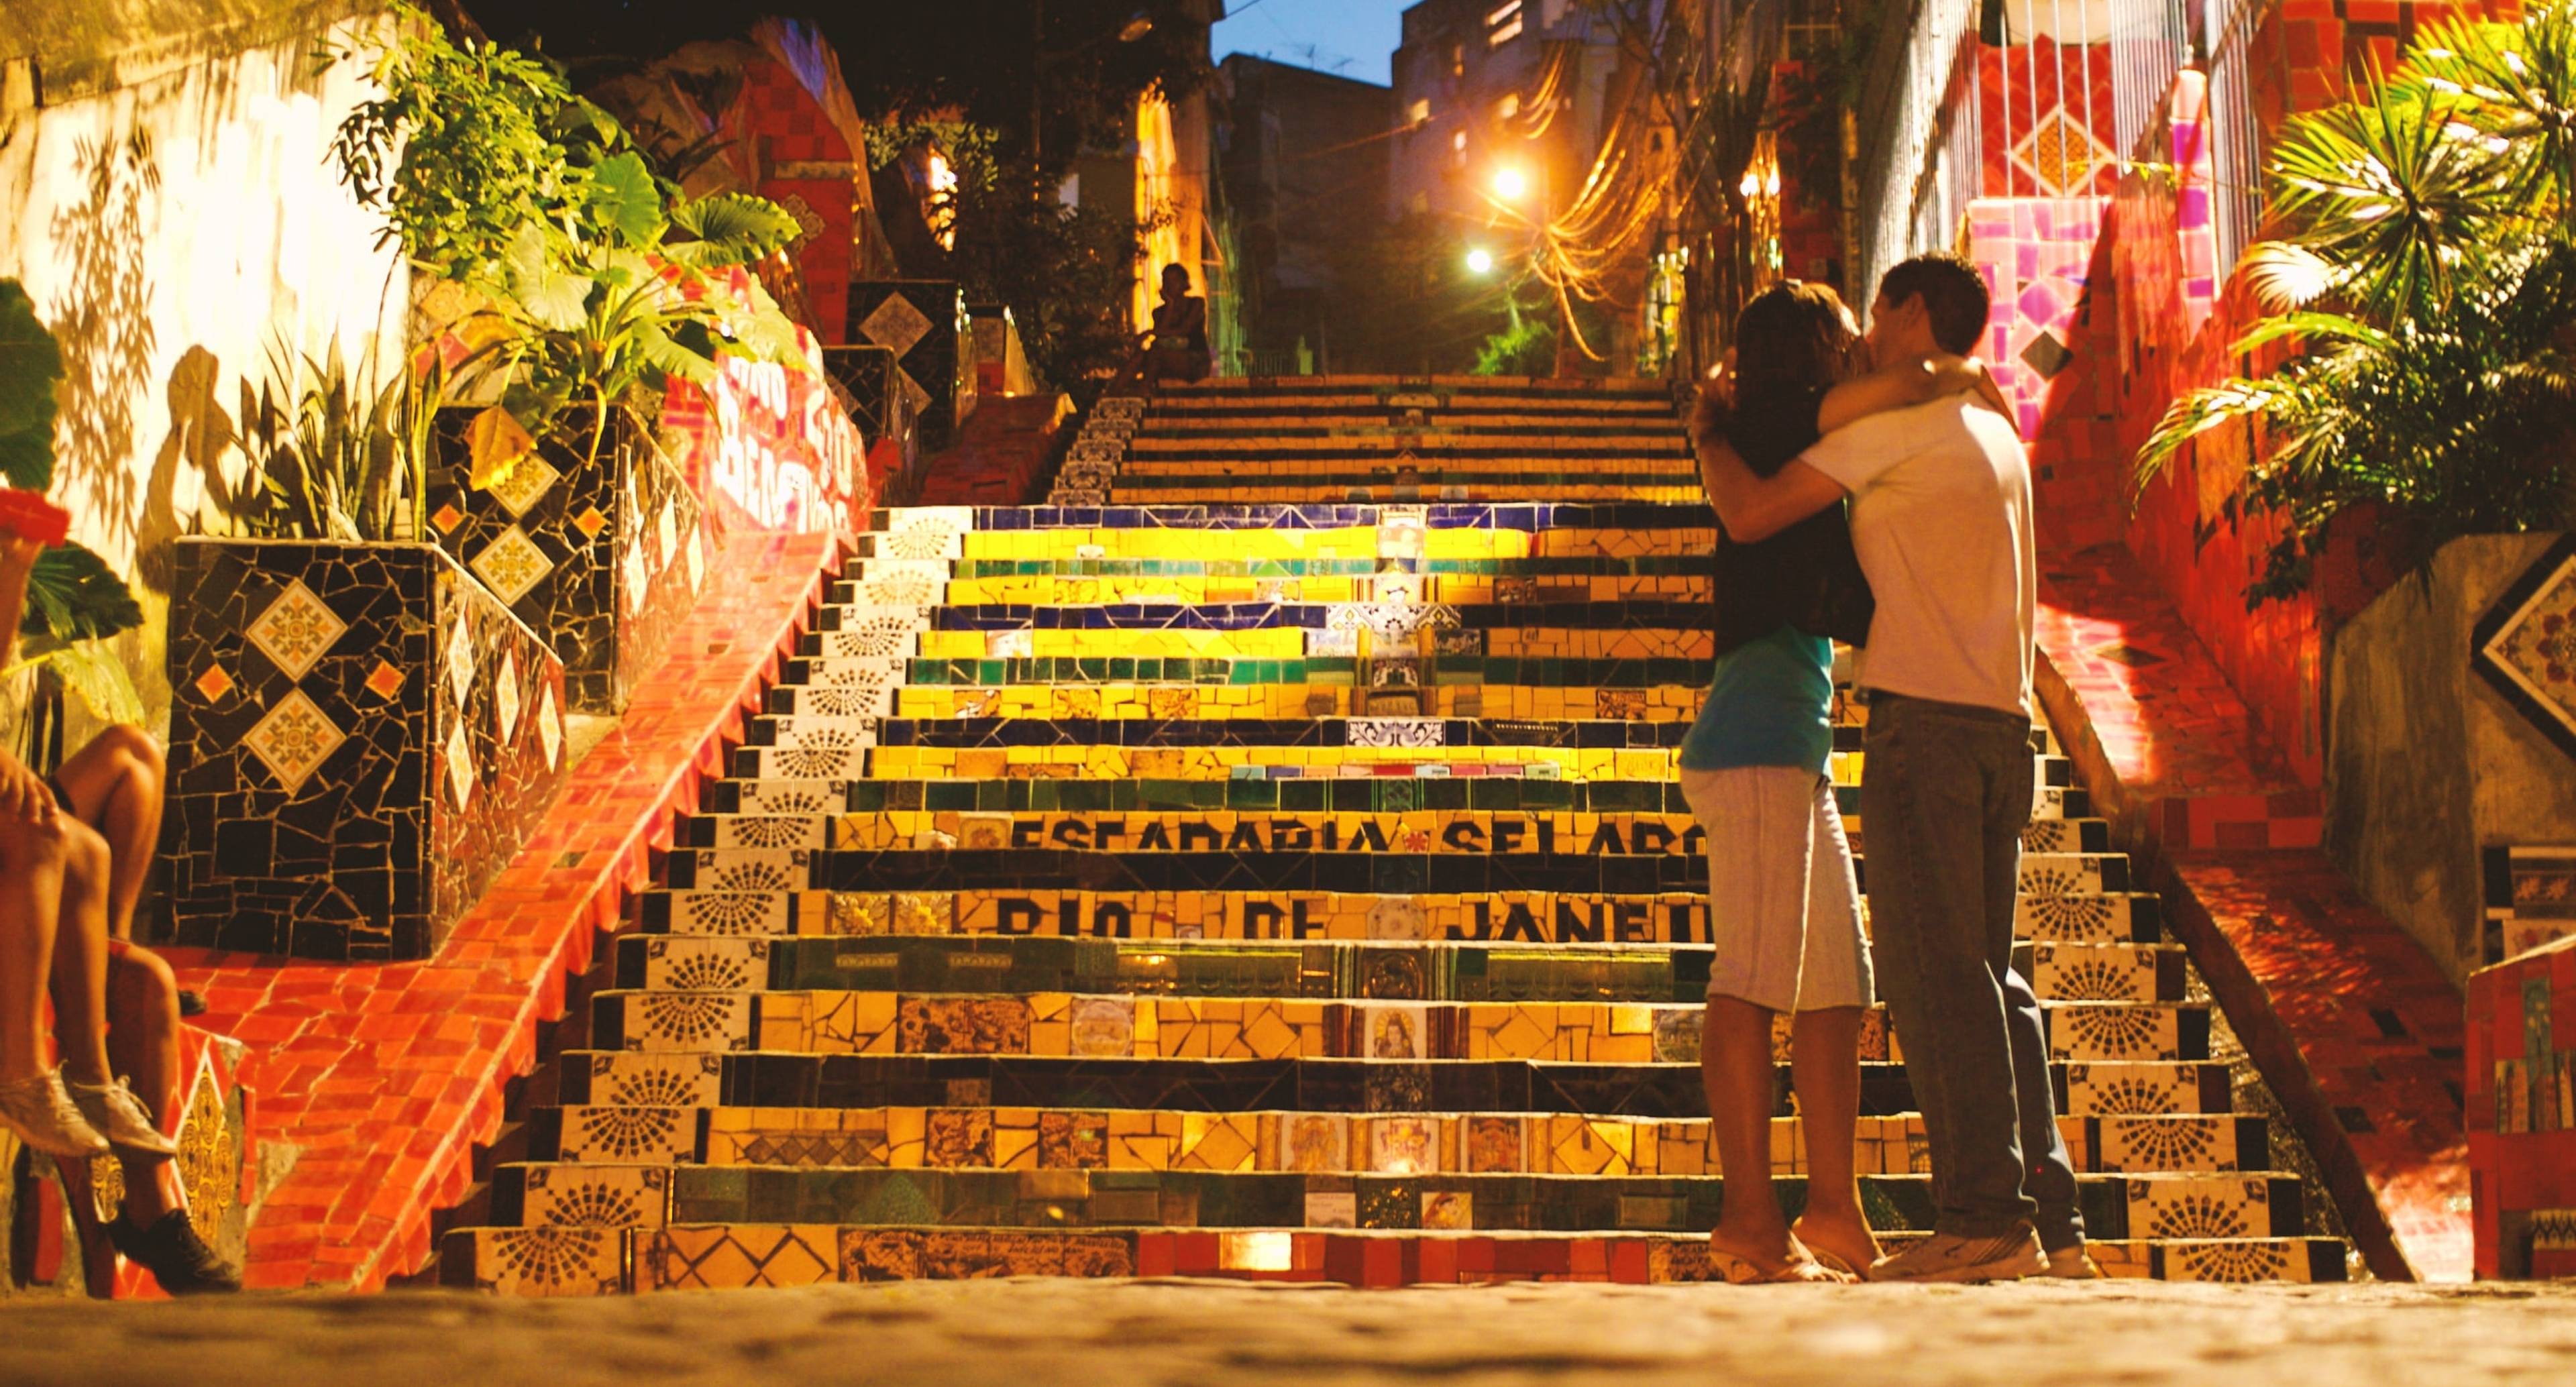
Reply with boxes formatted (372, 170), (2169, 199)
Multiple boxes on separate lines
(1696, 254), (2093, 1284)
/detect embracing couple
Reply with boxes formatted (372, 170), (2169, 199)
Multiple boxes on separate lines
(1680, 254), (2097, 1285)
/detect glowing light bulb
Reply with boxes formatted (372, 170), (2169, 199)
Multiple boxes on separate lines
(1465, 247), (1495, 274)
(1493, 167), (1529, 201)
(1740, 172), (1761, 199)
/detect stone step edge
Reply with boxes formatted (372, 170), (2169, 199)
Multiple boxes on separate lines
(436, 1225), (2353, 1292)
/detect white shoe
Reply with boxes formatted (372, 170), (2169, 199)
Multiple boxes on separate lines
(66, 1073), (178, 1157)
(2041, 1241), (2104, 1279)
(0, 1069), (111, 1158)
(1868, 1222), (2047, 1284)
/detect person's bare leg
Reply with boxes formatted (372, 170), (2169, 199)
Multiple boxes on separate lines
(0, 811), (68, 1082)
(1788, 1005), (1880, 1272)
(1702, 994), (1799, 1269)
(107, 945), (186, 1226)
(48, 820), (115, 1087)
(52, 726), (164, 941)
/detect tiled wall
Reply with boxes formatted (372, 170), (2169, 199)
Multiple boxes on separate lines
(429, 410), (710, 714)
(2467, 933), (2576, 1277)
(164, 539), (570, 960)
(1977, 37), (2120, 199)
(848, 281), (973, 453)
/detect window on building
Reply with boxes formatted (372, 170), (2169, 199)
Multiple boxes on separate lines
(1451, 43), (1464, 76)
(1409, 190), (1431, 215)
(1407, 97), (1432, 127)
(1496, 93), (1521, 121)
(1488, 1), (1524, 46)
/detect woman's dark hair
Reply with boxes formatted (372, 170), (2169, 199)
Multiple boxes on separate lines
(1694, 280), (1856, 476)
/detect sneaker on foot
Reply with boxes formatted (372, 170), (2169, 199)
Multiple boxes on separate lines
(109, 1211), (241, 1296)
(0, 1069), (111, 1158)
(1868, 1222), (2047, 1284)
(2041, 1242), (2104, 1279)
(66, 1074), (178, 1157)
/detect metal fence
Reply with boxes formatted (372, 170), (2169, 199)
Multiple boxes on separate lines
(1848, 0), (2281, 306)
(2200, 0), (2275, 276)
(1849, 0), (1983, 307)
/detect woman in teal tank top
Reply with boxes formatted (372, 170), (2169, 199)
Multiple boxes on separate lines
(1684, 282), (2000, 1283)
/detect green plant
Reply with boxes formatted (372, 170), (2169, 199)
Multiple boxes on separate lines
(332, 5), (806, 482)
(221, 337), (437, 543)
(2138, 3), (2576, 604)
(0, 280), (144, 722)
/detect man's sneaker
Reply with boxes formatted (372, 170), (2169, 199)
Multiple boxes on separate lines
(109, 1211), (241, 1296)
(1868, 1222), (2047, 1284)
(0, 1069), (111, 1158)
(66, 1074), (178, 1157)
(2042, 1242), (2105, 1279)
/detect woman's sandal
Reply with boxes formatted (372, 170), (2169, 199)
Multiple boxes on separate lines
(1790, 1219), (1879, 1282)
(1708, 1235), (1857, 1285)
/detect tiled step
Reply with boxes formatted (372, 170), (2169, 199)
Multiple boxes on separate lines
(482, 1163), (2303, 1241)
(838, 573), (1719, 607)
(674, 808), (2113, 858)
(1125, 437), (1696, 457)
(587, 989), (2210, 1063)
(1089, 483), (1707, 505)
(640, 886), (2165, 946)
(519, 1107), (2265, 1176)
(609, 936), (2185, 1005)
(551, 1052), (2236, 1120)
(709, 769), (2086, 820)
(655, 844), (2131, 900)
(443, 1222), (2350, 1294)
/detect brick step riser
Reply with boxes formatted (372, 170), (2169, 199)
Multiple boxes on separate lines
(702, 776), (2096, 824)
(511, 1110), (2268, 1176)
(678, 810), (2114, 858)
(609, 936), (2188, 1005)
(639, 888), (2163, 947)
(552, 1052), (2235, 1119)
(478, 1166), (2306, 1241)
(441, 1223), (2351, 1294)
(586, 992), (2214, 1065)
(655, 848), (2131, 899)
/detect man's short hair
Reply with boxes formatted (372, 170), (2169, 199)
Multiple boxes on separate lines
(1878, 254), (1988, 355)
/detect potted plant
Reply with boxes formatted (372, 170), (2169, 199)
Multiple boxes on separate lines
(162, 334), (572, 961)
(2137, 6), (2576, 602)
(329, 6), (808, 710)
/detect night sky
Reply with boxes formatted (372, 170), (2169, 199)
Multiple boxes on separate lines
(1212, 0), (1406, 86)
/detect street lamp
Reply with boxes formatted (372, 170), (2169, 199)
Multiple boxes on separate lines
(1492, 166), (1529, 202)
(1464, 247), (1495, 275)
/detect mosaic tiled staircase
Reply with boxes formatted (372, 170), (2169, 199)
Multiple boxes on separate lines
(443, 376), (2349, 1292)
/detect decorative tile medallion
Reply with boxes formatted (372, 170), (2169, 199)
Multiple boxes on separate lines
(364, 659), (405, 701)
(539, 683), (564, 771)
(193, 663), (235, 704)
(860, 292), (935, 357)
(573, 506), (610, 541)
(472, 525), (555, 606)
(2473, 535), (2576, 762)
(242, 689), (345, 793)
(446, 719), (476, 811)
(484, 453), (562, 518)
(244, 579), (347, 681)
(496, 649), (523, 741)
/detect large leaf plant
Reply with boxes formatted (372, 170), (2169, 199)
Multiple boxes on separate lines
(2137, 3), (2576, 604)
(333, 4), (806, 486)
(1, 280), (146, 724)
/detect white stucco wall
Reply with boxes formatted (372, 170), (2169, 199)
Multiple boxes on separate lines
(0, 4), (407, 734)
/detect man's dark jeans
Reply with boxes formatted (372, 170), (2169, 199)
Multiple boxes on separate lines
(1862, 691), (2084, 1247)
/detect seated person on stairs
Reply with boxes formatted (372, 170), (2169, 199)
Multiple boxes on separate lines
(0, 529), (239, 1294)
(1139, 265), (1210, 387)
